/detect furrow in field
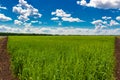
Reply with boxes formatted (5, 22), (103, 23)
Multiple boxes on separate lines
(0, 36), (17, 80)
(115, 37), (120, 80)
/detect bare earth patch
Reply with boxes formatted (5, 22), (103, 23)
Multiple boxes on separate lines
(0, 37), (17, 80)
(115, 37), (120, 80)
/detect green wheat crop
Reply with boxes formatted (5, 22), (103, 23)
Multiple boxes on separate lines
(8, 36), (115, 80)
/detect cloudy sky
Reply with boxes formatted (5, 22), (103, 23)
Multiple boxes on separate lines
(0, 0), (120, 35)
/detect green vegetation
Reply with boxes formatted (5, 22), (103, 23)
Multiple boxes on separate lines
(8, 36), (115, 80)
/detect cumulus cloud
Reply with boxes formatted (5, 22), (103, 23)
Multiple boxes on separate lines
(51, 9), (71, 18)
(51, 9), (84, 23)
(77, 0), (120, 9)
(13, 0), (42, 25)
(0, 13), (12, 21)
(14, 20), (23, 25)
(0, 5), (11, 22)
(0, 25), (120, 35)
(116, 16), (120, 21)
(91, 20), (103, 25)
(91, 16), (120, 31)
(92, 20), (107, 30)
(109, 20), (119, 26)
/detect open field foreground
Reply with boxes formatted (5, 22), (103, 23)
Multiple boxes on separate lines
(7, 36), (115, 80)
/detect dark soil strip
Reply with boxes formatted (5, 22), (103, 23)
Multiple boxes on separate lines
(115, 37), (120, 80)
(0, 37), (17, 80)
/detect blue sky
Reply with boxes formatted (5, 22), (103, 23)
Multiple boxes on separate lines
(0, 0), (120, 35)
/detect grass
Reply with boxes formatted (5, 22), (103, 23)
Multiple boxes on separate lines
(8, 36), (115, 80)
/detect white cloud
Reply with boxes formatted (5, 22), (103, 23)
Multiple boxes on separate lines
(0, 25), (120, 35)
(77, 0), (87, 6)
(62, 17), (82, 22)
(0, 25), (21, 33)
(51, 9), (84, 22)
(51, 17), (59, 21)
(0, 13), (12, 21)
(51, 9), (71, 17)
(91, 20), (103, 25)
(18, 15), (30, 22)
(109, 20), (119, 26)
(0, 6), (7, 10)
(91, 17), (120, 31)
(14, 20), (23, 25)
(116, 16), (120, 21)
(92, 17), (120, 27)
(102, 16), (111, 20)
(13, 0), (42, 23)
(91, 20), (107, 30)
(77, 0), (120, 9)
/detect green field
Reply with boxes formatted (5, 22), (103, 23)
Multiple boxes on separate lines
(8, 36), (115, 80)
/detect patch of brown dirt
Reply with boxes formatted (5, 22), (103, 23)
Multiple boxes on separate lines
(0, 37), (17, 80)
(115, 37), (120, 80)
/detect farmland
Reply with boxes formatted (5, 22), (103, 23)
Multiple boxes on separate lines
(8, 36), (115, 80)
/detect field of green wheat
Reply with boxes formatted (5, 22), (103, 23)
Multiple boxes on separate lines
(8, 36), (115, 80)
